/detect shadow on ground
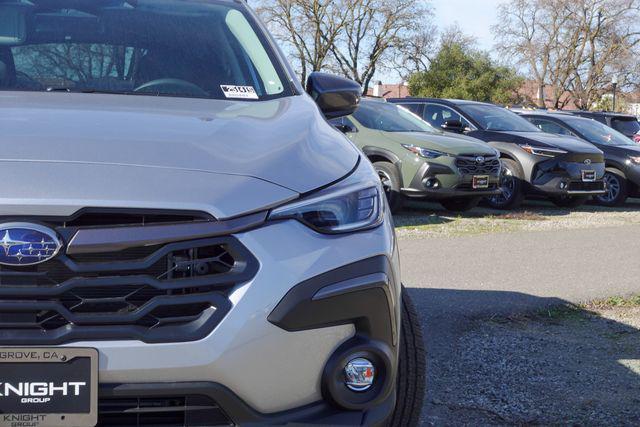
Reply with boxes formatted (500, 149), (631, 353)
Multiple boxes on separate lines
(405, 287), (640, 426)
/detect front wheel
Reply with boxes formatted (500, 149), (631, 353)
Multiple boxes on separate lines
(551, 195), (589, 208)
(373, 162), (403, 213)
(440, 196), (481, 212)
(594, 169), (628, 207)
(486, 159), (525, 210)
(388, 287), (426, 426)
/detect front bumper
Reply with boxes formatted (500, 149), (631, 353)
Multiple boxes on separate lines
(402, 159), (501, 199)
(65, 217), (400, 423)
(530, 159), (606, 195)
(99, 381), (396, 426)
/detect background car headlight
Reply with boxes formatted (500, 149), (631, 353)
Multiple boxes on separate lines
(402, 144), (449, 159)
(520, 144), (568, 158)
(628, 156), (640, 165)
(269, 173), (384, 234)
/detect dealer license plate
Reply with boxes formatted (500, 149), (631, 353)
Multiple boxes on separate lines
(0, 348), (98, 427)
(582, 170), (596, 182)
(472, 175), (490, 189)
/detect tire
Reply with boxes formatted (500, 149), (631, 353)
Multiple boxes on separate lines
(373, 162), (403, 213)
(440, 196), (481, 212)
(486, 159), (525, 210)
(551, 195), (589, 208)
(388, 287), (426, 427)
(594, 169), (628, 207)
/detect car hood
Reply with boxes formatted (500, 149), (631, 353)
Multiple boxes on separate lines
(384, 131), (497, 156)
(0, 92), (359, 218)
(483, 131), (603, 154)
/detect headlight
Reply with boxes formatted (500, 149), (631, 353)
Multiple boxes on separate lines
(628, 156), (640, 165)
(269, 163), (384, 234)
(520, 144), (568, 158)
(402, 144), (449, 159)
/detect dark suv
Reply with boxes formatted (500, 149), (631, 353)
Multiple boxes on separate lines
(389, 98), (606, 209)
(521, 111), (640, 206)
(571, 111), (640, 143)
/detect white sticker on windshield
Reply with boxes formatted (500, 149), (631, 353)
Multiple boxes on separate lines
(221, 85), (259, 100)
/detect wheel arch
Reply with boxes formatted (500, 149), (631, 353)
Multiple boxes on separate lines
(362, 146), (404, 188)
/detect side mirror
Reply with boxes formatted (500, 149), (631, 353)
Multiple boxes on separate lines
(441, 120), (466, 133)
(306, 72), (361, 119)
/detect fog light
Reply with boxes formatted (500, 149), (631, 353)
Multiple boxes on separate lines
(423, 178), (440, 189)
(559, 181), (568, 190)
(344, 358), (375, 392)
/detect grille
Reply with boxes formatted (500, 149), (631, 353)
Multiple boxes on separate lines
(98, 395), (233, 426)
(568, 181), (606, 192)
(455, 156), (501, 175)
(0, 236), (257, 345)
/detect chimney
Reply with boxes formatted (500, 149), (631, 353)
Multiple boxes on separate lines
(373, 81), (383, 97)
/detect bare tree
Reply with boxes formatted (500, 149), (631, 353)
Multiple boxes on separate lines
(329, 0), (433, 93)
(257, 0), (346, 83)
(494, 0), (640, 110)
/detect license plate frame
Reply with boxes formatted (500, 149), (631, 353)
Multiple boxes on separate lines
(472, 175), (490, 189)
(0, 348), (98, 427)
(582, 170), (596, 182)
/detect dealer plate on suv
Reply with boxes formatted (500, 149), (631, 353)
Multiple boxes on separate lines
(0, 348), (98, 427)
(582, 170), (597, 182)
(472, 175), (490, 189)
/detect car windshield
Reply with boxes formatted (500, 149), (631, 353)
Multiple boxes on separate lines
(564, 117), (636, 146)
(612, 118), (640, 135)
(353, 101), (440, 133)
(0, 0), (291, 100)
(459, 104), (541, 132)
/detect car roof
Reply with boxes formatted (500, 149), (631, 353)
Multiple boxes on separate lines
(571, 110), (637, 119)
(518, 110), (576, 119)
(386, 97), (491, 107)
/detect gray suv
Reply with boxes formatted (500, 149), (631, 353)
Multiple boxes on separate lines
(0, 1), (424, 426)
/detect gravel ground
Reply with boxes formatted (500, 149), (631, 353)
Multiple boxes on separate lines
(422, 306), (640, 426)
(396, 201), (640, 426)
(395, 199), (640, 238)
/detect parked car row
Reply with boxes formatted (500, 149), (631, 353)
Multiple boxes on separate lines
(332, 97), (626, 212)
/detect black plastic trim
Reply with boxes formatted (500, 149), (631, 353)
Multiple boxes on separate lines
(66, 212), (267, 255)
(99, 382), (395, 426)
(268, 255), (398, 346)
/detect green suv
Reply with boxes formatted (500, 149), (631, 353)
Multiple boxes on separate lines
(333, 98), (502, 212)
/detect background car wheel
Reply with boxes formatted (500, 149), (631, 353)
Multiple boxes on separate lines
(388, 287), (426, 427)
(486, 159), (525, 210)
(551, 195), (589, 208)
(595, 169), (628, 207)
(440, 196), (481, 212)
(373, 162), (403, 213)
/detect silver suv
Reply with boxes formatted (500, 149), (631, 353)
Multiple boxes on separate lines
(0, 1), (424, 426)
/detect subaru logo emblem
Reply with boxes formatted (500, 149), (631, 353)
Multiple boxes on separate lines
(0, 223), (61, 266)
(584, 159), (592, 165)
(475, 156), (486, 164)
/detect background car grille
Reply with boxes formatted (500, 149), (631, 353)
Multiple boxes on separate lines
(455, 155), (501, 175)
(98, 395), (233, 426)
(0, 216), (258, 345)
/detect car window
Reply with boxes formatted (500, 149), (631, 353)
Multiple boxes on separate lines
(423, 104), (473, 129)
(399, 103), (424, 117)
(0, 1), (291, 101)
(563, 117), (635, 146)
(611, 118), (640, 135)
(353, 101), (441, 133)
(459, 104), (541, 132)
(528, 118), (573, 136)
